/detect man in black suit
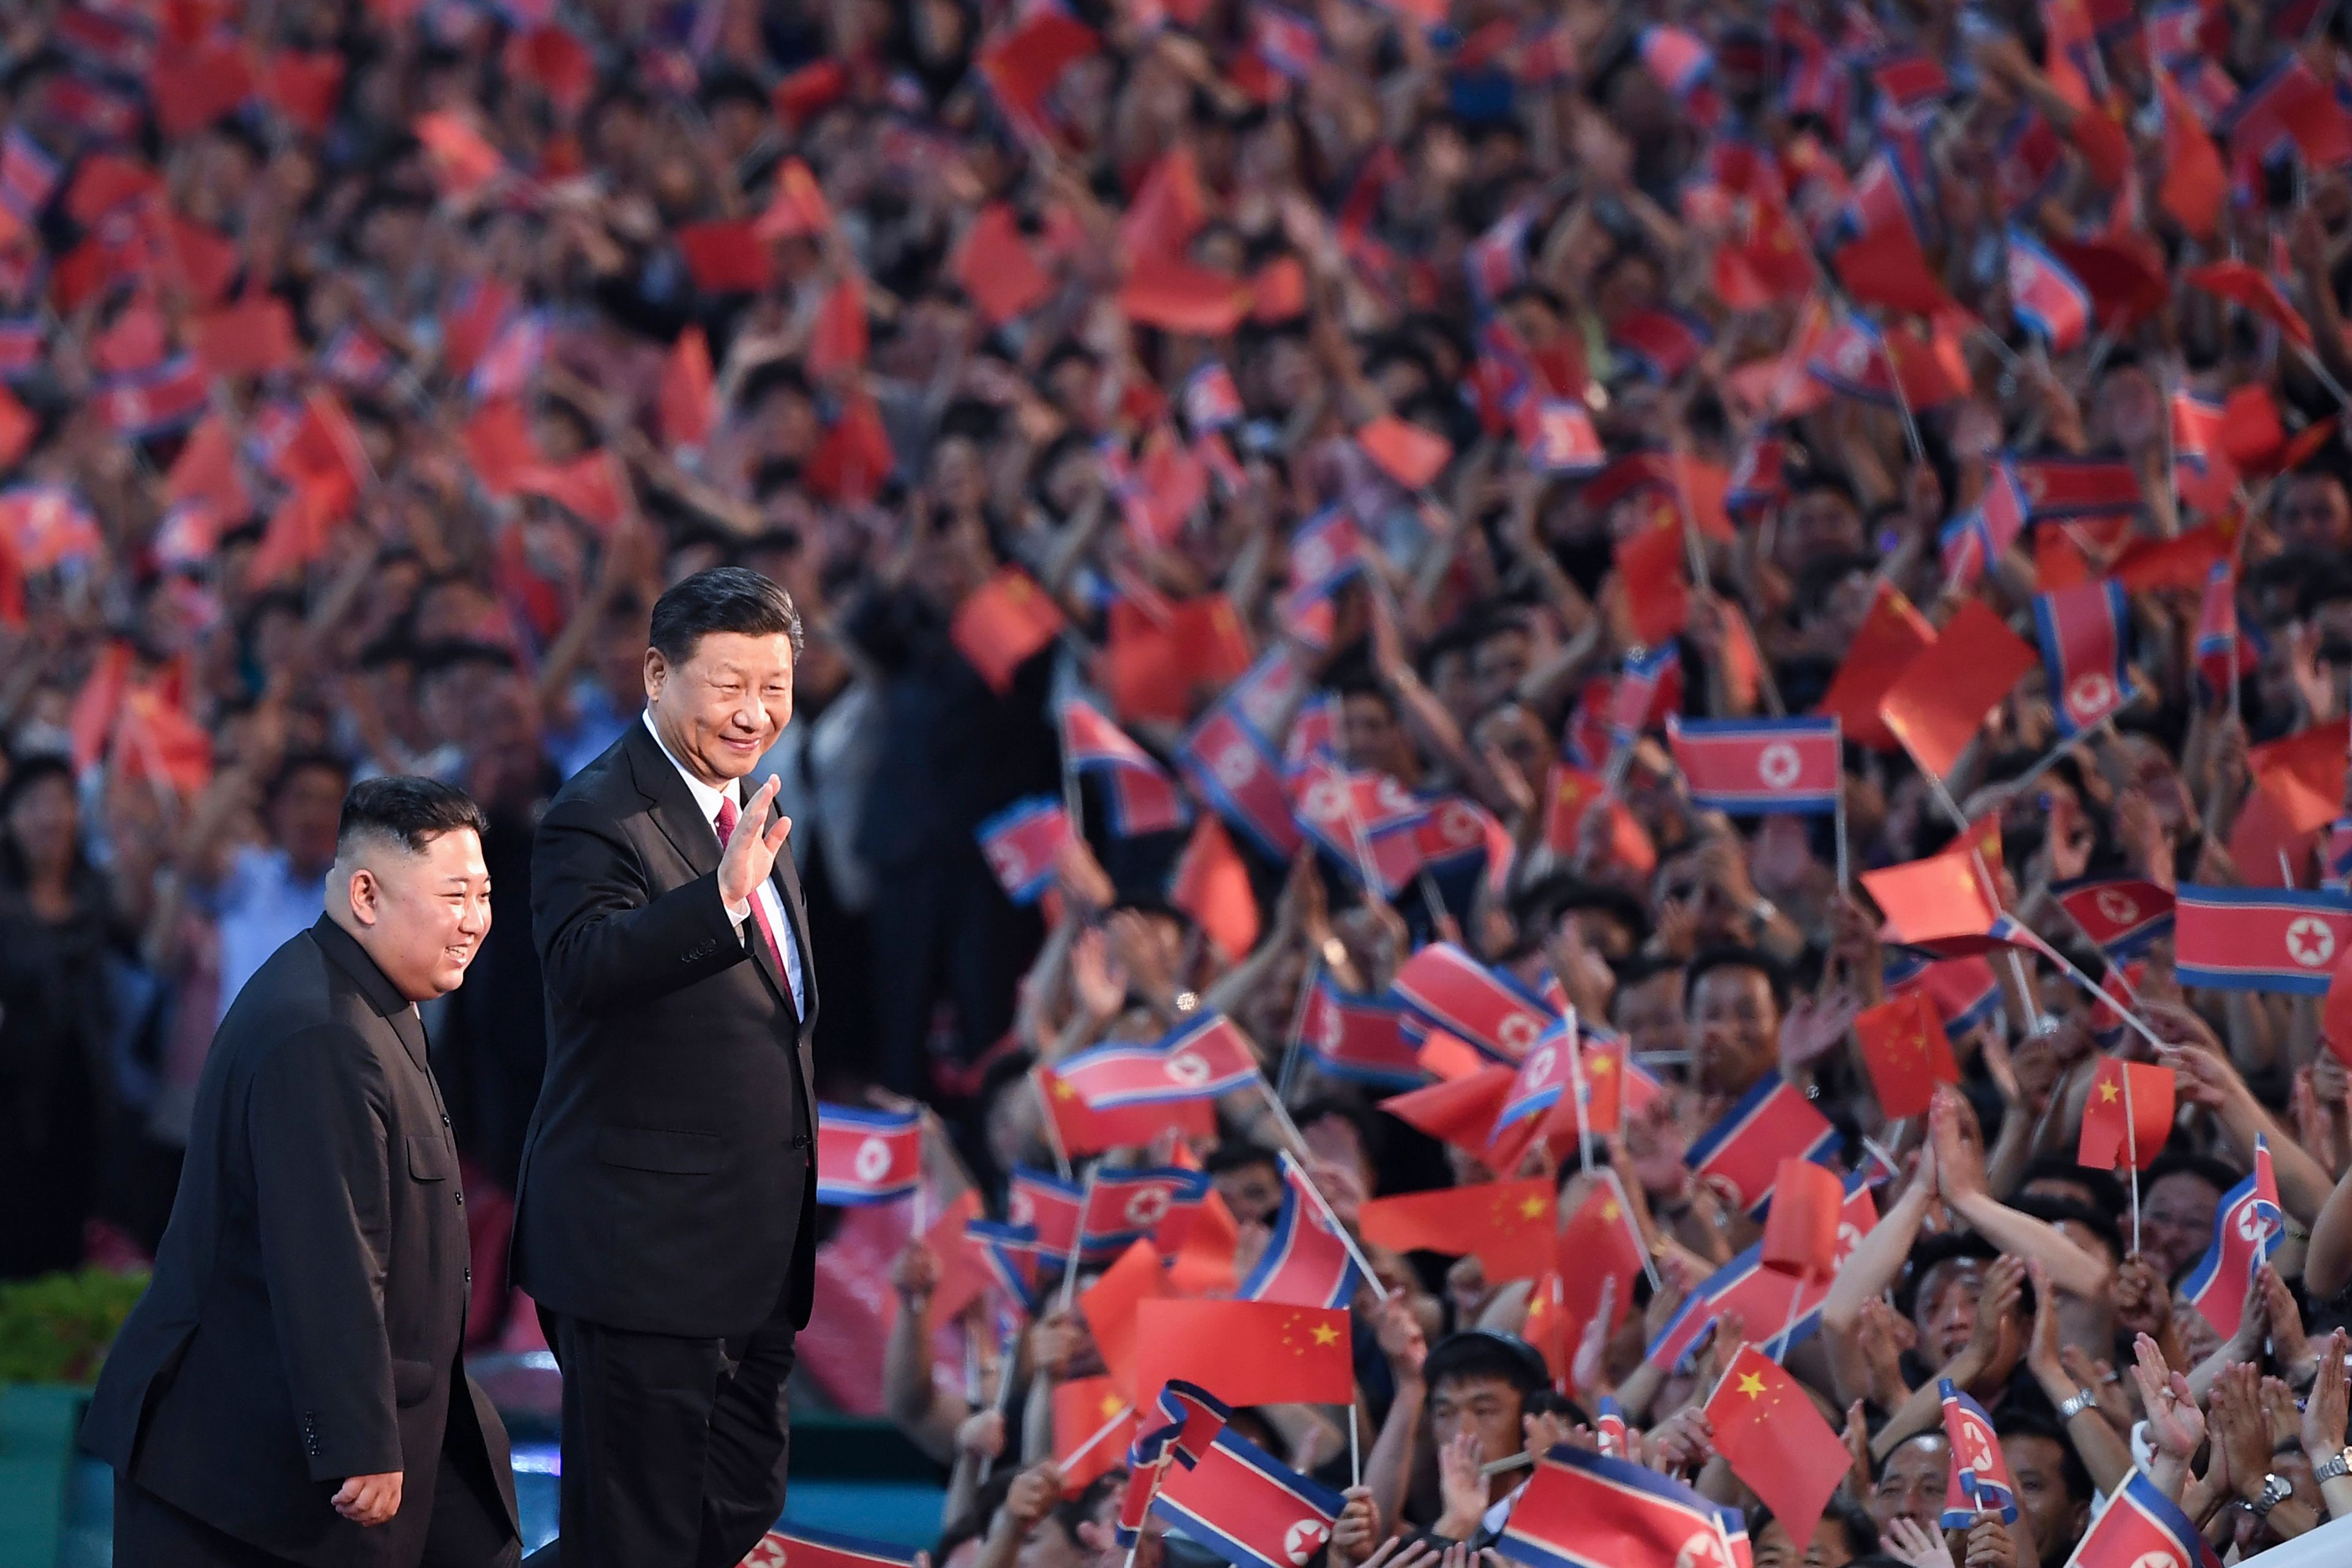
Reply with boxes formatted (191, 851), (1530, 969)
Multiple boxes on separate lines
(83, 777), (519, 1567)
(514, 566), (818, 1567)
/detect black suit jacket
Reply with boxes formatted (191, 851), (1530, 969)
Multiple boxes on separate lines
(513, 719), (819, 1339)
(81, 919), (518, 1567)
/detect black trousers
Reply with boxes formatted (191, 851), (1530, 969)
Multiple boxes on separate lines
(522, 1300), (794, 1568)
(113, 1448), (519, 1568)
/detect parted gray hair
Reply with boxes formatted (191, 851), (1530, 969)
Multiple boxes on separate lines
(336, 775), (489, 857)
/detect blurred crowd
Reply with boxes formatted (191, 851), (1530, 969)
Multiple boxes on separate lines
(13, 0), (2352, 1563)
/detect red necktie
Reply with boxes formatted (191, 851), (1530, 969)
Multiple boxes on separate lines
(714, 796), (793, 1005)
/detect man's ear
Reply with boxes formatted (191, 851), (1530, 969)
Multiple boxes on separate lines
(644, 646), (668, 702)
(346, 867), (380, 928)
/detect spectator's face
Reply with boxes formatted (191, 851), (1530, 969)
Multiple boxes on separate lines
(1213, 1160), (1283, 1226)
(2276, 475), (2351, 554)
(273, 765), (349, 874)
(1339, 692), (1409, 777)
(1759, 1513), (1859, 1568)
(1471, 704), (1547, 791)
(1914, 1259), (1983, 1363)
(1427, 648), (1476, 724)
(645, 630), (796, 785)
(1613, 968), (1684, 1055)
(1471, 628), (1533, 710)
(1016, 1517), (1085, 1568)
(4, 772), (77, 878)
(1689, 963), (1778, 1098)
(1428, 1373), (1523, 1470)
(2002, 1433), (2084, 1561)
(2141, 1172), (2221, 1281)
(1781, 488), (1864, 569)
(1871, 1433), (1950, 1533)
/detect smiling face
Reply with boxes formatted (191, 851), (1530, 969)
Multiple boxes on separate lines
(344, 826), (491, 1002)
(644, 629), (795, 786)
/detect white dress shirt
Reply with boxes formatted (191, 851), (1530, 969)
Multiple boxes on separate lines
(644, 712), (805, 1014)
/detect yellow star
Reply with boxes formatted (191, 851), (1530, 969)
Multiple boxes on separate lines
(1736, 1371), (1766, 1399)
(1102, 1395), (1125, 1417)
(1311, 1323), (1341, 1346)
(2097, 1080), (2119, 1103)
(1587, 1055), (1614, 1076)
(1520, 1196), (1548, 1219)
(1600, 1200), (1622, 1222)
(1054, 1081), (1077, 1100)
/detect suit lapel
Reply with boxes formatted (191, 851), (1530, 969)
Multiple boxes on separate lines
(625, 721), (722, 880)
(388, 1004), (432, 1078)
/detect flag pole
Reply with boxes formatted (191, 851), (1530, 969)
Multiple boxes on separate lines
(1275, 956), (1321, 1108)
(1277, 1149), (1391, 1300)
(1059, 1166), (1095, 1312)
(1831, 717), (1850, 894)
(1258, 1079), (1315, 1164)
(1348, 1404), (1362, 1488)
(1872, 329), (1926, 465)
(1931, 774), (2048, 1039)
(1602, 1166), (1665, 1292)
(2121, 1061), (2142, 1257)
(1770, 1271), (1808, 1363)
(1564, 1028), (1596, 1176)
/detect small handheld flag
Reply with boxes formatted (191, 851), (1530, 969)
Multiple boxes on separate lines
(814, 1105), (921, 1205)
(1937, 1379), (2019, 1526)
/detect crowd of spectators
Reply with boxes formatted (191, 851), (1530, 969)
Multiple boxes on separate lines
(15, 0), (2352, 1564)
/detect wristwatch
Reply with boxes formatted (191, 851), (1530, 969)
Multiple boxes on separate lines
(2253, 1472), (2294, 1516)
(2055, 1387), (2099, 1422)
(2315, 1449), (2352, 1485)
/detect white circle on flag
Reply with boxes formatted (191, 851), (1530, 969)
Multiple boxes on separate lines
(2287, 916), (2337, 968)
(2095, 889), (2139, 925)
(1126, 1188), (1170, 1226)
(2066, 672), (2114, 721)
(1525, 1044), (1558, 1087)
(1757, 742), (1801, 789)
(1835, 1221), (1863, 1264)
(1165, 1052), (1210, 1086)
(1283, 1523), (1329, 1564)
(1961, 1424), (1993, 1472)
(2237, 1205), (2267, 1244)
(1216, 744), (1256, 789)
(1673, 1533), (1725, 1568)
(1498, 1014), (1540, 1054)
(1296, 537), (1333, 582)
(853, 1136), (891, 1183)
(1375, 777), (1415, 813)
(1303, 781), (1342, 823)
(2125, 1554), (2180, 1568)
(1009, 1191), (1035, 1224)
(1318, 998), (1345, 1051)
(744, 1536), (790, 1568)
(987, 844), (1027, 886)
(1834, 336), (1868, 376)
(1438, 801), (1481, 845)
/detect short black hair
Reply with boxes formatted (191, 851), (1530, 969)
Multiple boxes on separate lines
(1683, 945), (1792, 1016)
(267, 750), (353, 804)
(337, 775), (488, 858)
(1204, 1141), (1281, 1177)
(648, 566), (804, 665)
(1994, 1409), (2093, 1503)
(1423, 1330), (1548, 1397)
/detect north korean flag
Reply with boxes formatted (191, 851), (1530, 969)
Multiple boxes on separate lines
(2005, 228), (2092, 352)
(740, 1524), (916, 1568)
(2052, 875), (2176, 958)
(1414, 794), (1504, 894)
(1806, 311), (1899, 407)
(95, 355), (209, 440)
(1301, 977), (1419, 1087)
(1608, 645), (1682, 744)
(1871, 53), (1950, 116)
(1177, 705), (1305, 862)
(2034, 578), (2138, 737)
(966, 1219), (1042, 1312)
(1937, 1381), (2018, 1527)
(2195, 562), (2255, 699)
(1939, 462), (2029, 590)
(1287, 506), (1365, 601)
(1237, 1163), (1363, 1308)
(1251, 2), (1322, 81)
(1494, 1016), (1580, 1133)
(1118, 1381), (1233, 1545)
(1521, 398), (1606, 474)
(1499, 1443), (1737, 1568)
(815, 1104), (922, 1205)
(0, 317), (38, 380)
(1057, 1017), (1259, 1111)
(1009, 1166), (1085, 1256)
(2329, 819), (2352, 888)
(2182, 1134), (2285, 1339)
(1283, 695), (1338, 779)
(1082, 1167), (1212, 1259)
(2008, 454), (2143, 521)
(1725, 434), (1789, 514)
(0, 129), (59, 241)
(1390, 943), (1555, 1063)
(1637, 26), (1721, 129)
(1291, 763), (1427, 895)
(976, 797), (1073, 905)
(1665, 715), (1841, 815)
(1182, 362), (1245, 434)
(1152, 1425), (1344, 1568)
(1646, 1173), (1875, 1371)
(1608, 307), (1712, 384)
(1466, 203), (1535, 304)
(1884, 952), (2003, 1035)
(2065, 1472), (2221, 1568)
(2174, 884), (2352, 995)
(1684, 1076), (1839, 1216)
(2172, 390), (2230, 478)
(1063, 700), (1189, 837)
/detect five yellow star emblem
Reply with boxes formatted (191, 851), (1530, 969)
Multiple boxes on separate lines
(2097, 1080), (2119, 1103)
(1520, 1196), (1548, 1219)
(1311, 1323), (1341, 1346)
(1736, 1371), (1767, 1399)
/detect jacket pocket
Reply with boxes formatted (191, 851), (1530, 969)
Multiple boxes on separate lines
(406, 1133), (454, 1180)
(596, 1126), (721, 1174)
(391, 1356), (438, 1407)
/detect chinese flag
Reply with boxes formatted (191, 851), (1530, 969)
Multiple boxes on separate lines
(1860, 850), (2007, 956)
(1614, 518), (1690, 647)
(1104, 595), (1251, 725)
(806, 276), (868, 380)
(951, 568), (1065, 694)
(1852, 991), (1959, 1118)
(921, 1189), (990, 1325)
(1130, 1300), (1354, 1409)
(1119, 149), (1207, 263)
(1036, 1063), (1213, 1158)
(954, 204), (1055, 326)
(1379, 1065), (1515, 1151)
(1554, 1183), (1645, 1372)
(1357, 416), (1453, 491)
(193, 296), (300, 379)
(1357, 1178), (1556, 1281)
(1052, 1376), (1135, 1492)
(1705, 1346), (1850, 1549)
(2078, 1058), (2175, 1171)
(2251, 720), (2350, 832)
(167, 415), (251, 516)
(1250, 256), (1308, 323)
(658, 326), (717, 451)
(756, 159), (833, 241)
(1119, 257), (1253, 336)
(2326, 954), (2352, 1069)
(1816, 579), (1936, 750)
(1418, 1031), (1488, 1082)
(1759, 1158), (1844, 1280)
(1080, 1240), (1172, 1401)
(1876, 598), (2037, 782)
(676, 220), (774, 295)
(413, 111), (504, 198)
(2158, 73), (2225, 241)
(1166, 1188), (1240, 1298)
(1171, 816), (1261, 962)
(0, 386), (33, 471)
